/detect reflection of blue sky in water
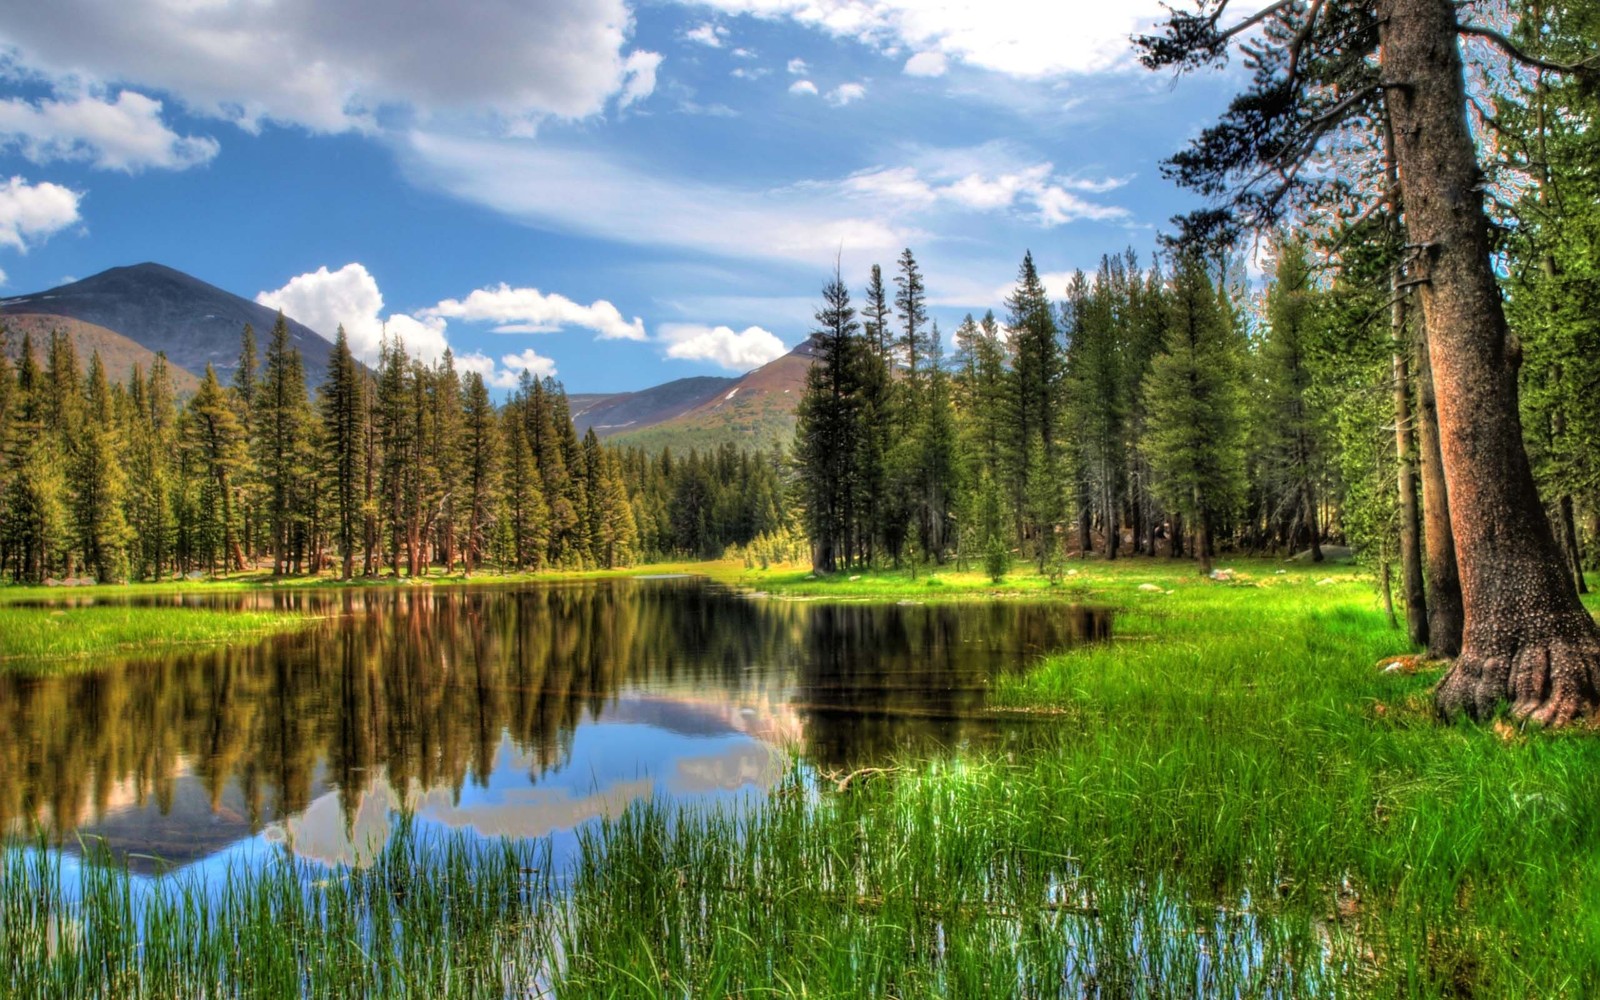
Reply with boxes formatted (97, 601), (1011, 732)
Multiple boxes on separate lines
(276, 722), (782, 870)
(58, 695), (787, 891)
(6, 581), (1111, 894)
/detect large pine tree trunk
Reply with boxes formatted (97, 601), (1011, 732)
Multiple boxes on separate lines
(1415, 329), (1465, 656)
(1382, 0), (1600, 724)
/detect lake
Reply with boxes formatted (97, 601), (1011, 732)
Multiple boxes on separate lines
(0, 578), (1110, 878)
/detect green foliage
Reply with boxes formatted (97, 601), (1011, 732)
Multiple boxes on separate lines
(1142, 253), (1248, 563)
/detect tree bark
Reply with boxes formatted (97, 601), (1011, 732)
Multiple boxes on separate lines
(1560, 495), (1587, 596)
(1390, 279), (1430, 648)
(1414, 328), (1464, 656)
(1383, 111), (1430, 649)
(1381, 0), (1600, 725)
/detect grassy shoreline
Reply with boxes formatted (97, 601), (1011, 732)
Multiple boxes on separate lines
(5, 557), (1600, 994)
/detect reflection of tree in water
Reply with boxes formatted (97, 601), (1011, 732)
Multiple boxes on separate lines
(0, 582), (1108, 846)
(796, 602), (1112, 770)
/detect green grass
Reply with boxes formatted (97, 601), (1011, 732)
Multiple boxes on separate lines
(0, 563), (691, 605)
(5, 556), (1600, 995)
(0, 605), (316, 669)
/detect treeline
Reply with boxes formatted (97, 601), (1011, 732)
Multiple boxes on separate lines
(795, 233), (1592, 613)
(0, 316), (788, 583)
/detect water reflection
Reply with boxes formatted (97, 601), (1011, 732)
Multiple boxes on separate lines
(0, 579), (1109, 872)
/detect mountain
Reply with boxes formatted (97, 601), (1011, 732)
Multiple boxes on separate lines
(570, 375), (737, 436)
(597, 336), (820, 454)
(0, 263), (338, 389)
(0, 312), (202, 395)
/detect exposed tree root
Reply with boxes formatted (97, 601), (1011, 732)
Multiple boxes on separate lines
(1435, 627), (1600, 727)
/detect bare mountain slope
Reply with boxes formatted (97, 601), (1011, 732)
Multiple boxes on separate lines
(0, 263), (338, 387)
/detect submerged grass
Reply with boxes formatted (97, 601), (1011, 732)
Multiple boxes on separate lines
(4, 557), (1600, 995)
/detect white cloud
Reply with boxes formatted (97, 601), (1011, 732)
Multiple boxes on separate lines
(731, 47), (757, 59)
(837, 157), (1128, 226)
(0, 89), (217, 172)
(500, 348), (559, 381)
(0, 267), (7, 286)
(456, 348), (557, 388)
(682, 1), (1167, 79)
(402, 131), (913, 267)
(659, 323), (787, 371)
(787, 58), (809, 75)
(684, 23), (728, 47)
(0, 175), (81, 251)
(0, 0), (659, 132)
(789, 79), (819, 96)
(826, 82), (867, 106)
(903, 51), (948, 77)
(423, 283), (647, 341)
(618, 51), (663, 111)
(255, 263), (449, 364)
(731, 66), (770, 80)
(841, 165), (936, 206)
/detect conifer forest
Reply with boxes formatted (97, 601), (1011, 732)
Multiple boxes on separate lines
(3, 2), (1600, 997)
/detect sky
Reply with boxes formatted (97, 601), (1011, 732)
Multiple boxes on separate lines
(0, 0), (1244, 394)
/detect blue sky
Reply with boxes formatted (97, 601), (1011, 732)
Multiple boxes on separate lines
(0, 0), (1243, 393)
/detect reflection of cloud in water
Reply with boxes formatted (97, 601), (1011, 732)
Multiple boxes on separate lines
(669, 742), (783, 796)
(270, 730), (783, 868)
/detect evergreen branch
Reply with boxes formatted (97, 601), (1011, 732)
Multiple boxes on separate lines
(1457, 23), (1600, 77)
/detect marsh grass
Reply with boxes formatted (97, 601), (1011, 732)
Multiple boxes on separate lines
(3, 558), (1599, 996)
(0, 606), (314, 668)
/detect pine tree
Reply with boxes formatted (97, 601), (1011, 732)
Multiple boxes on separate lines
(319, 327), (365, 579)
(183, 366), (248, 575)
(502, 407), (550, 570)
(1258, 238), (1329, 561)
(1142, 253), (1247, 573)
(795, 265), (864, 572)
(72, 352), (131, 581)
(460, 371), (501, 575)
(1004, 251), (1067, 566)
(260, 311), (311, 574)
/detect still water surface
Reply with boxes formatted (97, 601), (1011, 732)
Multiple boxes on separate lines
(1, 578), (1108, 877)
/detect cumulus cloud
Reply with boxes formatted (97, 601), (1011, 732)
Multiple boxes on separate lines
(617, 51), (663, 112)
(456, 348), (556, 389)
(684, 23), (727, 47)
(0, 0), (660, 131)
(826, 82), (867, 106)
(0, 175), (81, 251)
(786, 58), (810, 75)
(499, 348), (559, 381)
(255, 263), (449, 364)
(684, 1), (1167, 79)
(257, 264), (629, 387)
(0, 90), (217, 172)
(422, 283), (647, 341)
(788, 79), (819, 96)
(903, 51), (947, 77)
(659, 323), (787, 371)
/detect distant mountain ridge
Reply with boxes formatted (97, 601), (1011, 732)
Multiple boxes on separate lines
(0, 260), (813, 451)
(0, 262), (337, 388)
(583, 336), (820, 453)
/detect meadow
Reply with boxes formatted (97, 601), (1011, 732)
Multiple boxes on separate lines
(4, 557), (1598, 997)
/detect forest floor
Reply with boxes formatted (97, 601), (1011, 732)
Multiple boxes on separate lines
(5, 556), (1600, 995)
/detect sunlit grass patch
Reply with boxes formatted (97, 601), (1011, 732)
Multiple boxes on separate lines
(0, 606), (314, 669)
